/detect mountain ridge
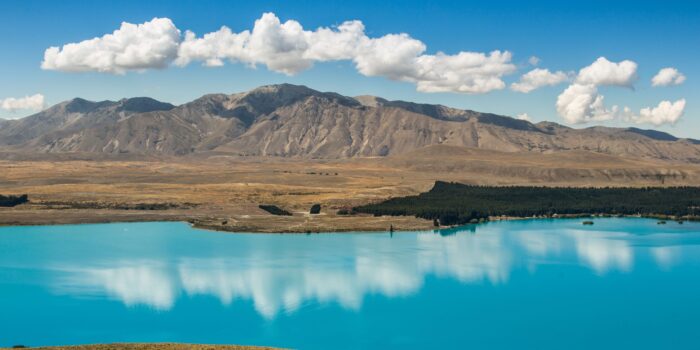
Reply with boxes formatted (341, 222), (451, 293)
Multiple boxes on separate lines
(0, 84), (698, 161)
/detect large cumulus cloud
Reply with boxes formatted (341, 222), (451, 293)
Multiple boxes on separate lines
(555, 57), (635, 124)
(574, 57), (638, 87)
(42, 13), (515, 94)
(626, 99), (686, 126)
(554, 57), (686, 126)
(42, 18), (180, 74)
(556, 83), (617, 124)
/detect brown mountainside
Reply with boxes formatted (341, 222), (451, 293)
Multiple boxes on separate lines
(1, 84), (698, 162)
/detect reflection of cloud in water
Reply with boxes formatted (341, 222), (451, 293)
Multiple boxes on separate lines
(52, 225), (681, 317)
(518, 231), (562, 256)
(179, 232), (522, 318)
(59, 264), (176, 310)
(416, 233), (512, 283)
(566, 230), (633, 274)
(179, 255), (423, 318)
(651, 246), (680, 269)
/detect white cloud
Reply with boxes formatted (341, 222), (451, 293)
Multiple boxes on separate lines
(176, 15), (367, 75)
(1, 94), (46, 115)
(575, 57), (638, 87)
(351, 33), (426, 80)
(627, 99), (686, 126)
(567, 230), (633, 274)
(528, 56), (540, 66)
(510, 68), (569, 93)
(408, 50), (516, 93)
(516, 113), (531, 121)
(650, 246), (680, 269)
(552, 57), (689, 125)
(175, 26), (250, 68)
(41, 18), (181, 74)
(651, 67), (686, 87)
(180, 13), (517, 94)
(44, 13), (516, 94)
(51, 225), (657, 317)
(555, 83), (618, 124)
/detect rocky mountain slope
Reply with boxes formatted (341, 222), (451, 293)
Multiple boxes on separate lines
(1, 84), (698, 162)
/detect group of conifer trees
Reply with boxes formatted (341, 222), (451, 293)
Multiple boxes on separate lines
(354, 182), (700, 225)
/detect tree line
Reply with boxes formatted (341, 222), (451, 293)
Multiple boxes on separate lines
(353, 181), (700, 225)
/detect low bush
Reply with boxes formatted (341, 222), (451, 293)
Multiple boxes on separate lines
(258, 204), (292, 216)
(0, 194), (28, 207)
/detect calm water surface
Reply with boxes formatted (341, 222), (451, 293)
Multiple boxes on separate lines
(1, 218), (700, 349)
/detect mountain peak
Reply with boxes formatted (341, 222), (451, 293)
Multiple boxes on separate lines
(354, 95), (388, 107)
(117, 97), (175, 113)
(235, 84), (319, 107)
(64, 98), (114, 113)
(249, 83), (317, 96)
(62, 97), (174, 114)
(230, 84), (359, 114)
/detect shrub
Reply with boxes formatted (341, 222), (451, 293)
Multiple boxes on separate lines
(0, 194), (29, 207)
(258, 204), (292, 216)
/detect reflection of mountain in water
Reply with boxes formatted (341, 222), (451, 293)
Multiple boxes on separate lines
(53, 225), (682, 318)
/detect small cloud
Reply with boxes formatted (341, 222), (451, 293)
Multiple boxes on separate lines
(528, 56), (540, 66)
(1, 94), (46, 116)
(511, 68), (569, 93)
(651, 67), (686, 87)
(626, 99), (686, 126)
(516, 113), (531, 121)
(575, 57), (638, 87)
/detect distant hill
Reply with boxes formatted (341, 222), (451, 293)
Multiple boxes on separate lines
(0, 84), (698, 162)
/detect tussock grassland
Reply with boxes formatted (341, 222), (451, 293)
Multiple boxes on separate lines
(1, 147), (699, 232)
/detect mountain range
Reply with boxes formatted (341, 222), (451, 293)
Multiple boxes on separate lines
(1, 84), (698, 162)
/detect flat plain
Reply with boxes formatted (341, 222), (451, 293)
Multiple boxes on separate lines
(2, 146), (699, 232)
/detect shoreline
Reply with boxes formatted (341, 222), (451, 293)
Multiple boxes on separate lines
(0, 344), (281, 350)
(0, 209), (696, 234)
(0, 207), (434, 233)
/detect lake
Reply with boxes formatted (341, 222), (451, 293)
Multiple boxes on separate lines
(1, 218), (700, 349)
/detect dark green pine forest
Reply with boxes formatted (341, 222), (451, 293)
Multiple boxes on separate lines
(354, 181), (700, 225)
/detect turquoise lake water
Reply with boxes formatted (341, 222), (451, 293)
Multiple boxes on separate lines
(1, 218), (700, 349)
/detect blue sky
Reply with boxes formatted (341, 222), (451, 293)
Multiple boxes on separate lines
(0, 0), (697, 137)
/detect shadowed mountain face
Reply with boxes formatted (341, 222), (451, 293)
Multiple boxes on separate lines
(0, 97), (175, 149)
(0, 84), (698, 161)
